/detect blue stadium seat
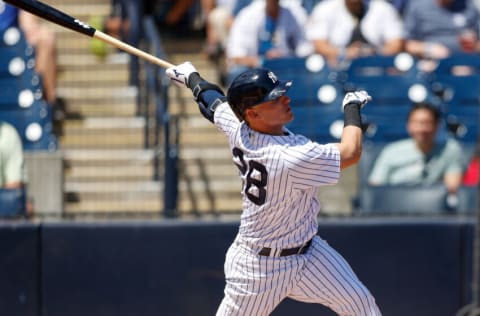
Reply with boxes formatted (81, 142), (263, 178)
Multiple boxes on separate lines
(355, 184), (450, 215)
(0, 77), (44, 109)
(345, 54), (433, 120)
(344, 54), (435, 142)
(355, 184), (478, 215)
(429, 54), (480, 143)
(0, 104), (57, 151)
(354, 141), (478, 215)
(0, 43), (36, 79)
(263, 55), (342, 106)
(0, 27), (57, 151)
(0, 187), (26, 218)
(287, 80), (345, 143)
(345, 54), (431, 104)
(287, 105), (344, 143)
(0, 26), (28, 48)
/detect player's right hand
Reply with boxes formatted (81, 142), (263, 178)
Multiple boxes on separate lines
(342, 90), (371, 111)
(166, 61), (198, 88)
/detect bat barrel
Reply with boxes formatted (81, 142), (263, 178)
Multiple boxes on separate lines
(4, 0), (96, 37)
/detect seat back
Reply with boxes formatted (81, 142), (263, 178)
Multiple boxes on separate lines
(355, 141), (478, 215)
(356, 184), (449, 215)
(0, 187), (26, 218)
(428, 55), (480, 143)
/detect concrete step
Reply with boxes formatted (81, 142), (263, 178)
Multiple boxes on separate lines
(64, 200), (162, 214)
(64, 117), (145, 132)
(57, 85), (137, 101)
(58, 53), (129, 68)
(64, 101), (137, 117)
(65, 180), (161, 194)
(65, 164), (155, 182)
(49, 0), (110, 6)
(60, 117), (146, 148)
(63, 181), (161, 213)
(63, 148), (156, 164)
(59, 67), (129, 87)
(64, 196), (242, 215)
(60, 134), (145, 149)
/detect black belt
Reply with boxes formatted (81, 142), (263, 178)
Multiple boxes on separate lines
(258, 238), (313, 257)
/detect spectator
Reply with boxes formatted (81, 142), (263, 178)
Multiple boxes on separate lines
(462, 140), (479, 186)
(89, 0), (144, 88)
(225, 0), (313, 84)
(306, 0), (404, 67)
(0, 121), (25, 190)
(147, 0), (199, 36)
(387, 0), (409, 15)
(403, 0), (480, 69)
(201, 0), (238, 60)
(0, 1), (65, 132)
(0, 121), (30, 216)
(368, 103), (464, 195)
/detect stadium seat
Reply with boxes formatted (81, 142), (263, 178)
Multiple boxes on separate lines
(263, 55), (341, 105)
(0, 77), (44, 109)
(0, 103), (57, 151)
(287, 80), (345, 143)
(0, 26), (28, 48)
(429, 54), (480, 143)
(355, 184), (450, 215)
(344, 54), (438, 143)
(457, 186), (479, 213)
(0, 42), (36, 79)
(345, 53), (431, 104)
(0, 187), (26, 218)
(354, 141), (478, 215)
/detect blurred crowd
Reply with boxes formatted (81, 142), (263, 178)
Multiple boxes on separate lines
(0, 0), (479, 217)
(93, 0), (480, 80)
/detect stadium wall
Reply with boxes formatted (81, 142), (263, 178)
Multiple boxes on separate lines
(0, 218), (475, 316)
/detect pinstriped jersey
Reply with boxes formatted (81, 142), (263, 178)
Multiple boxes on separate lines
(214, 102), (341, 249)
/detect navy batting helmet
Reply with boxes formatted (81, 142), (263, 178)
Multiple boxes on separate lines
(226, 68), (292, 120)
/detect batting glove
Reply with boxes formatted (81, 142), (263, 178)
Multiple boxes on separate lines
(342, 90), (372, 111)
(166, 61), (198, 88)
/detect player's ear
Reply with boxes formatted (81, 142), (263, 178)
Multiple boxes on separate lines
(245, 108), (260, 121)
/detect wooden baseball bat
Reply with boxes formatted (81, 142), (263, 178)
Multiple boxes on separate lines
(3, 0), (175, 69)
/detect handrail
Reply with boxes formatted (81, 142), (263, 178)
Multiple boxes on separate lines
(141, 16), (178, 217)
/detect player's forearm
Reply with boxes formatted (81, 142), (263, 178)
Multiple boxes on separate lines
(338, 102), (363, 169)
(338, 126), (362, 170)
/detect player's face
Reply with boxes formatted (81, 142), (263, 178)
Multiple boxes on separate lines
(246, 95), (294, 135)
(407, 108), (438, 146)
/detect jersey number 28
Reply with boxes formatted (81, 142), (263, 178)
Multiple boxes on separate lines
(232, 148), (268, 205)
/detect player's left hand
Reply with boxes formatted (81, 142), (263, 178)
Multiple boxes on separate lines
(166, 61), (198, 88)
(342, 90), (371, 111)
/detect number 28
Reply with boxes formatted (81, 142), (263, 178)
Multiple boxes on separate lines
(232, 147), (268, 206)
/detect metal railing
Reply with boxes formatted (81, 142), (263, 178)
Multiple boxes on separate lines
(140, 15), (178, 217)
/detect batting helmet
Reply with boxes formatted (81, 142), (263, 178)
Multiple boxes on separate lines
(226, 68), (292, 120)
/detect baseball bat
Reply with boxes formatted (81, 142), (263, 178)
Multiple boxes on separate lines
(3, 0), (175, 69)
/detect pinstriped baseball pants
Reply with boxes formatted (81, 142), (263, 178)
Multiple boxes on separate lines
(216, 236), (382, 316)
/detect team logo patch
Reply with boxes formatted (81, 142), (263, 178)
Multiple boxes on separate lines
(267, 71), (277, 84)
(74, 19), (91, 29)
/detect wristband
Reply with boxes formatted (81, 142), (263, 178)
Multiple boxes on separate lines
(343, 103), (362, 128)
(187, 72), (202, 89)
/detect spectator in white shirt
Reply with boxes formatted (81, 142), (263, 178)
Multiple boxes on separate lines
(306, 0), (404, 67)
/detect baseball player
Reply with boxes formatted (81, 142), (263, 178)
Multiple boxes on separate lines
(166, 62), (381, 316)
